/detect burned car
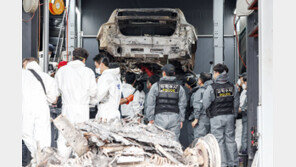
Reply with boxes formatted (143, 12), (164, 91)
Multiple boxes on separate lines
(97, 8), (198, 73)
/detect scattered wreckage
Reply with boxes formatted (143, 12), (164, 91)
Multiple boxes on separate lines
(97, 8), (198, 74)
(30, 115), (220, 167)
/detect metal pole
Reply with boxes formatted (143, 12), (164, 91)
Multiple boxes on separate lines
(77, 0), (82, 47)
(213, 0), (225, 65)
(234, 25), (239, 82)
(42, 0), (49, 73)
(67, 0), (76, 59)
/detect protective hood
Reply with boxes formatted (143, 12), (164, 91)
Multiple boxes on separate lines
(102, 68), (120, 77)
(67, 60), (85, 69)
(25, 61), (42, 72)
(214, 73), (229, 84)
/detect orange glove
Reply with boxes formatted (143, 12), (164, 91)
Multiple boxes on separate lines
(120, 98), (128, 105)
(125, 94), (134, 104)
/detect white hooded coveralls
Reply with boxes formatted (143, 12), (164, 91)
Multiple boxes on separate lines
(22, 61), (59, 158)
(55, 60), (97, 157)
(92, 68), (121, 121)
(121, 83), (145, 118)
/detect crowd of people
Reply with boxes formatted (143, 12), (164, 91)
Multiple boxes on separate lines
(22, 48), (248, 167)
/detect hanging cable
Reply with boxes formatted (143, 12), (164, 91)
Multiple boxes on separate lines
(233, 14), (247, 68)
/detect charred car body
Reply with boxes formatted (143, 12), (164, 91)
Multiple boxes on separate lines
(97, 8), (198, 73)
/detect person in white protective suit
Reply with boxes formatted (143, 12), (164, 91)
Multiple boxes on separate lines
(133, 85), (145, 119)
(22, 57), (59, 160)
(55, 48), (97, 158)
(121, 72), (145, 119)
(91, 54), (122, 122)
(239, 75), (248, 154)
(93, 54), (103, 82)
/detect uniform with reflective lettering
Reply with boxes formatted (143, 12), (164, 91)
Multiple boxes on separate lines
(207, 82), (234, 118)
(155, 80), (180, 115)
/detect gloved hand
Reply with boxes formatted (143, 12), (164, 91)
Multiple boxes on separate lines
(125, 94), (134, 105)
(120, 98), (128, 105)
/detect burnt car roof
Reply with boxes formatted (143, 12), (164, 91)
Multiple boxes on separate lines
(116, 8), (181, 12)
(116, 8), (181, 19)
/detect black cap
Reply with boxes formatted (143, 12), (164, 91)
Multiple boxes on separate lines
(162, 64), (175, 76)
(185, 76), (197, 87)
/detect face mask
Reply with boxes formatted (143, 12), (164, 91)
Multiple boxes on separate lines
(95, 68), (101, 74)
(242, 84), (246, 90)
(237, 79), (241, 86)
